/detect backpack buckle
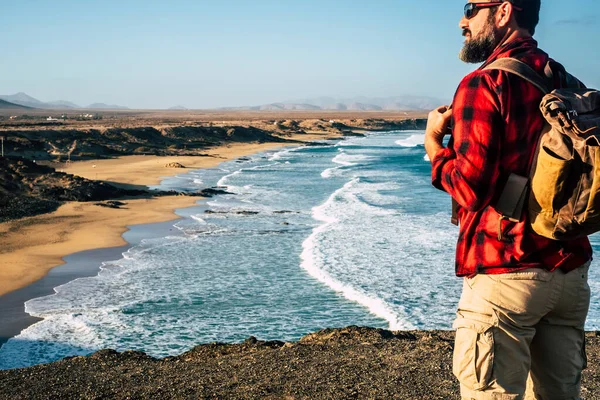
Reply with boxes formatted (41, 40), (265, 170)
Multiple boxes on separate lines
(567, 110), (579, 121)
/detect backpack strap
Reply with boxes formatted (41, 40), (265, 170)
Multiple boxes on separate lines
(481, 58), (550, 229)
(450, 58), (551, 227)
(483, 58), (551, 95)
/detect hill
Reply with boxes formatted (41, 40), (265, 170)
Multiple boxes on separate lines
(0, 93), (129, 110)
(0, 157), (147, 222)
(0, 93), (81, 109)
(0, 93), (45, 108)
(219, 95), (446, 112)
(0, 99), (30, 109)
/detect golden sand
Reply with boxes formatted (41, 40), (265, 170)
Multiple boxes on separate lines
(0, 133), (337, 296)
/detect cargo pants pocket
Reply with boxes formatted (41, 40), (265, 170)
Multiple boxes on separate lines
(453, 319), (495, 391)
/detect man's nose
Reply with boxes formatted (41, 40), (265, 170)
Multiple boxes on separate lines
(459, 16), (469, 30)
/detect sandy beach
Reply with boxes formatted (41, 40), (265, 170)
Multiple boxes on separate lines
(0, 134), (335, 298)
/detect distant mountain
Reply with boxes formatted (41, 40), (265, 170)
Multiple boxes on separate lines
(168, 105), (189, 110)
(86, 103), (129, 110)
(219, 95), (445, 112)
(47, 100), (81, 108)
(347, 102), (383, 111)
(259, 103), (321, 111)
(288, 96), (445, 111)
(325, 103), (348, 111)
(0, 99), (31, 109)
(0, 93), (129, 110)
(0, 92), (46, 108)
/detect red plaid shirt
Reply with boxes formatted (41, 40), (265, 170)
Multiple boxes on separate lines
(432, 37), (592, 277)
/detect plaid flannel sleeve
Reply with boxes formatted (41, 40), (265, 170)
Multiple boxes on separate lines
(431, 72), (504, 212)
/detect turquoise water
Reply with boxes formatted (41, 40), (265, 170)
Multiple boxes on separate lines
(1, 130), (599, 369)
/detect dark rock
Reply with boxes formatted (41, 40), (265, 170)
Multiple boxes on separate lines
(0, 157), (145, 222)
(342, 131), (366, 137)
(164, 162), (186, 168)
(0, 125), (293, 161)
(94, 201), (127, 209)
(154, 188), (232, 198)
(196, 188), (232, 197)
(1, 327), (598, 399)
(203, 210), (259, 216)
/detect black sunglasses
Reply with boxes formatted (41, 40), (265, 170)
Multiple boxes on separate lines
(464, 2), (523, 19)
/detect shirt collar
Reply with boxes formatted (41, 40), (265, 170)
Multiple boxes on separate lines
(480, 37), (539, 69)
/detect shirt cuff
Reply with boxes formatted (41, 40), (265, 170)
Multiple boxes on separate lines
(431, 147), (456, 191)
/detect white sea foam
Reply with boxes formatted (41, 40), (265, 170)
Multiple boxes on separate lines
(217, 163), (280, 188)
(300, 178), (414, 330)
(190, 215), (206, 224)
(321, 167), (341, 179)
(395, 134), (425, 147)
(217, 170), (242, 187)
(336, 136), (368, 147)
(332, 152), (371, 167)
(268, 147), (301, 161)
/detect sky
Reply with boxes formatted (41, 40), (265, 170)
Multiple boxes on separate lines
(1, 0), (598, 109)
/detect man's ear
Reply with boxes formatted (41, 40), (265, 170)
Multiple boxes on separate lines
(497, 2), (515, 28)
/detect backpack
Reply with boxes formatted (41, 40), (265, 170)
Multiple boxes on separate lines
(482, 58), (600, 241)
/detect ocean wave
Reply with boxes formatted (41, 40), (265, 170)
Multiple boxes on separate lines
(395, 134), (425, 147)
(300, 178), (412, 330)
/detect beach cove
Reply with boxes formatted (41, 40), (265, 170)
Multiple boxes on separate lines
(0, 131), (345, 345)
(1, 139), (333, 298)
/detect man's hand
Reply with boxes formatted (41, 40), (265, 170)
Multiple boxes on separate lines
(425, 105), (453, 163)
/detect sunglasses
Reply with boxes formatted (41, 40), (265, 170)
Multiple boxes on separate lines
(464, 2), (523, 19)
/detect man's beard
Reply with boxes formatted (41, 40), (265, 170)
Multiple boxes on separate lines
(459, 12), (500, 63)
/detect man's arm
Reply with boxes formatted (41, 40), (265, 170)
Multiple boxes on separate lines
(425, 105), (453, 163)
(428, 72), (504, 212)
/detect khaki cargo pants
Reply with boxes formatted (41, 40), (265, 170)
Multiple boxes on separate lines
(453, 262), (590, 400)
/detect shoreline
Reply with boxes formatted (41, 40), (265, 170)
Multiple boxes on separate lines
(0, 218), (187, 347)
(0, 132), (340, 347)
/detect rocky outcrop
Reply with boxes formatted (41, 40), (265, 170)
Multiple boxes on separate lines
(0, 126), (292, 161)
(0, 327), (598, 399)
(0, 157), (146, 222)
(0, 157), (236, 222)
(352, 118), (427, 131)
(0, 118), (427, 223)
(164, 162), (186, 168)
(0, 118), (427, 162)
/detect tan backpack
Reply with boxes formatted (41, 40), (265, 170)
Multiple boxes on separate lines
(483, 58), (600, 241)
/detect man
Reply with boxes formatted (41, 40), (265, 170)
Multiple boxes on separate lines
(424, 1), (593, 398)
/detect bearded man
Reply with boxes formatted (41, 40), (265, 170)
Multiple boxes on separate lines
(424, 1), (593, 399)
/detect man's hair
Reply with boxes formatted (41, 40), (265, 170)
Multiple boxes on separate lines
(510, 0), (541, 35)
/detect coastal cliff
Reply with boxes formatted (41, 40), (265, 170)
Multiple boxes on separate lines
(0, 118), (426, 161)
(0, 327), (599, 399)
(0, 118), (426, 223)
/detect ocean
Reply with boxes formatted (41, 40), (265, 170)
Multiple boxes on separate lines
(1, 130), (599, 370)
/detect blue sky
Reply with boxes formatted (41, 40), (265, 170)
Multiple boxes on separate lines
(1, 0), (598, 109)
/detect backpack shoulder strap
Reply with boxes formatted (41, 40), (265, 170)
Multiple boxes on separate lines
(483, 58), (550, 95)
